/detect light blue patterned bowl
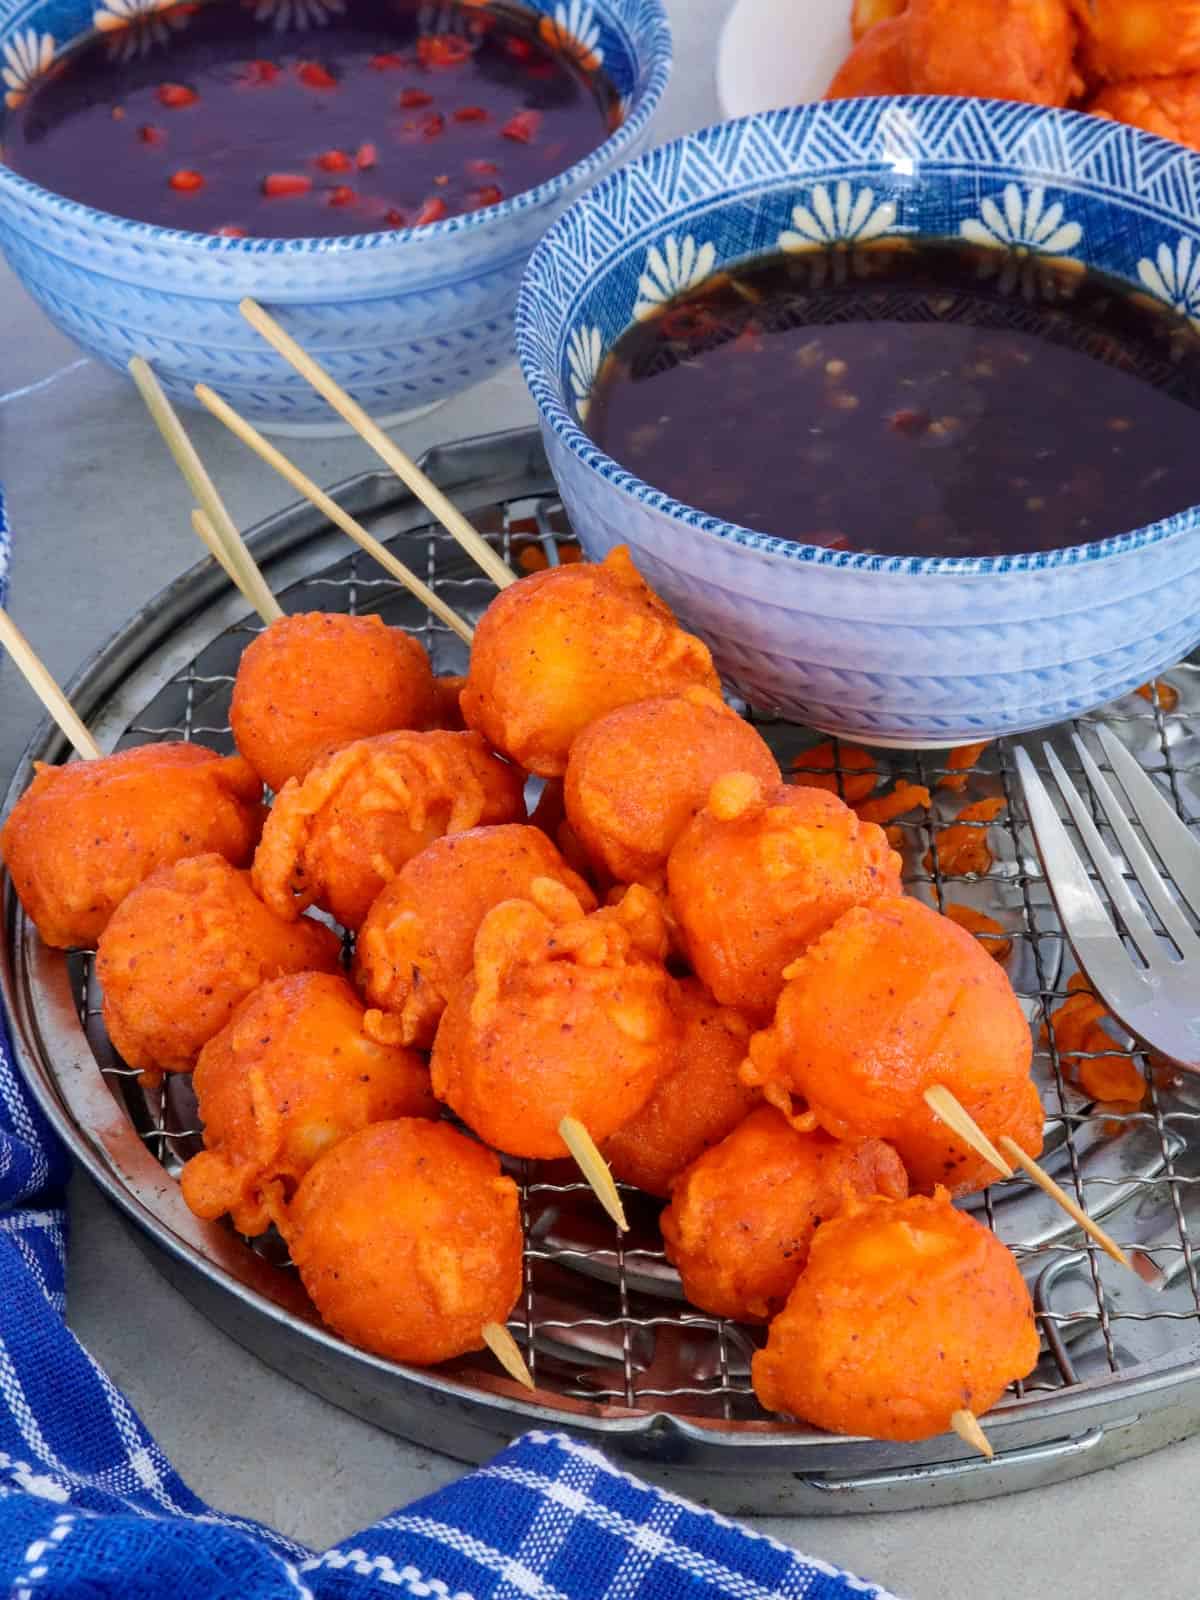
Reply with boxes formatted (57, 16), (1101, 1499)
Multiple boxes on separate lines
(0, 0), (669, 432)
(517, 99), (1200, 747)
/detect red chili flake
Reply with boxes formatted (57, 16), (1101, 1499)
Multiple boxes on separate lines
(889, 408), (930, 437)
(434, 174), (450, 186)
(239, 59), (279, 85)
(137, 123), (166, 145)
(453, 105), (488, 122)
(414, 196), (449, 225)
(419, 111), (446, 139)
(111, 105), (126, 121)
(168, 169), (204, 192)
(298, 62), (336, 89)
(316, 149), (352, 172)
(417, 34), (472, 68)
(398, 87), (433, 108)
(356, 141), (378, 169)
(328, 185), (356, 207)
(504, 36), (534, 61)
(466, 157), (500, 177)
(215, 224), (247, 238)
(386, 207), (407, 226)
(370, 52), (406, 70)
(469, 184), (504, 209)
(263, 172), (313, 197)
(157, 83), (198, 108)
(502, 109), (542, 143)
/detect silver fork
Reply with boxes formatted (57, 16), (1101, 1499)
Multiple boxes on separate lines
(1015, 726), (1200, 1072)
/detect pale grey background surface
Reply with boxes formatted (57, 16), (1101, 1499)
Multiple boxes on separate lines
(1, 3), (1197, 1594)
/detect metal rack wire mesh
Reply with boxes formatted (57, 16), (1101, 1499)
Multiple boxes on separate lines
(10, 440), (1200, 1484)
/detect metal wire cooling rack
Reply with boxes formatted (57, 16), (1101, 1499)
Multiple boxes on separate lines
(5, 428), (1200, 1515)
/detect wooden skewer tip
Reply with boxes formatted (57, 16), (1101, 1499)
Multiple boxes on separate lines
(558, 1115), (628, 1232)
(997, 1135), (1131, 1270)
(923, 1084), (1013, 1179)
(481, 1321), (535, 1391)
(951, 1408), (994, 1461)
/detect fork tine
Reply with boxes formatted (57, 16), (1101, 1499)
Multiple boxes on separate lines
(1072, 732), (1200, 959)
(1096, 726), (1200, 918)
(1042, 744), (1165, 970)
(1014, 748), (1141, 1001)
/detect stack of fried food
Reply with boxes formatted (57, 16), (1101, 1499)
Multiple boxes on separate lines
(829, 0), (1200, 155)
(0, 545), (1044, 1447)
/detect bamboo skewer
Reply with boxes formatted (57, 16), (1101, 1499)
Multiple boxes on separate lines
(481, 1321), (535, 1390)
(238, 298), (517, 592)
(128, 357), (283, 627)
(191, 509), (256, 605)
(0, 608), (102, 761)
(193, 383), (475, 646)
(559, 1115), (628, 1232)
(951, 1409), (994, 1461)
(997, 1134), (1130, 1270)
(922, 1085), (1130, 1269)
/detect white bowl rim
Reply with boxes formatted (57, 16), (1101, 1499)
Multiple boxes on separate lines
(516, 95), (1200, 578)
(0, 0), (672, 257)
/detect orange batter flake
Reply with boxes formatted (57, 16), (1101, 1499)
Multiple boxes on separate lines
(855, 779), (931, 827)
(744, 896), (1043, 1196)
(95, 854), (341, 1078)
(286, 1119), (523, 1367)
(230, 612), (436, 794)
(431, 880), (678, 1158)
(1133, 676), (1181, 712)
(0, 742), (263, 950)
(661, 1105), (908, 1321)
(937, 740), (992, 793)
(602, 978), (760, 1198)
(943, 902), (1013, 962)
(461, 546), (719, 777)
(355, 823), (596, 1048)
(252, 729), (525, 932)
(790, 740), (879, 804)
(667, 773), (902, 1020)
(924, 795), (1007, 877)
(752, 1190), (1040, 1441)
(1044, 979), (1145, 1105)
(181, 972), (434, 1236)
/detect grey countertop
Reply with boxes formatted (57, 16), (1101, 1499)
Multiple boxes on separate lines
(1, 3), (1198, 1594)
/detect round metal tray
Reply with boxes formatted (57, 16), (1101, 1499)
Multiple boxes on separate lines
(4, 427), (1200, 1515)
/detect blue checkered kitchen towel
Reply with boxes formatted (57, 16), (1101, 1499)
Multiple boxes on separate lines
(0, 1002), (900, 1600)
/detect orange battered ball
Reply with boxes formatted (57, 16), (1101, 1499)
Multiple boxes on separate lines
(230, 612), (437, 794)
(667, 773), (902, 1020)
(827, 15), (911, 97)
(0, 743), (264, 950)
(252, 729), (525, 932)
(431, 880), (678, 1158)
(95, 854), (341, 1077)
(181, 972), (435, 1236)
(907, 0), (1079, 105)
(743, 896), (1043, 1196)
(563, 689), (780, 887)
(461, 546), (720, 778)
(603, 978), (759, 1198)
(752, 1191), (1040, 1441)
(286, 1119), (523, 1367)
(1088, 75), (1200, 151)
(355, 824), (596, 1048)
(661, 1106), (909, 1320)
(1076, 0), (1200, 83)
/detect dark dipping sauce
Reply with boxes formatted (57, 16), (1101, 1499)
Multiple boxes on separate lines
(2, 0), (618, 238)
(585, 240), (1200, 559)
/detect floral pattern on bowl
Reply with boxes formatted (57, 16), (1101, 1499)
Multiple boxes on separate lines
(516, 98), (1200, 745)
(0, 0), (671, 429)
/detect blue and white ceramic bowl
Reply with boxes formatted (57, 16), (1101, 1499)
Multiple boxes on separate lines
(0, 0), (670, 432)
(517, 99), (1200, 747)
